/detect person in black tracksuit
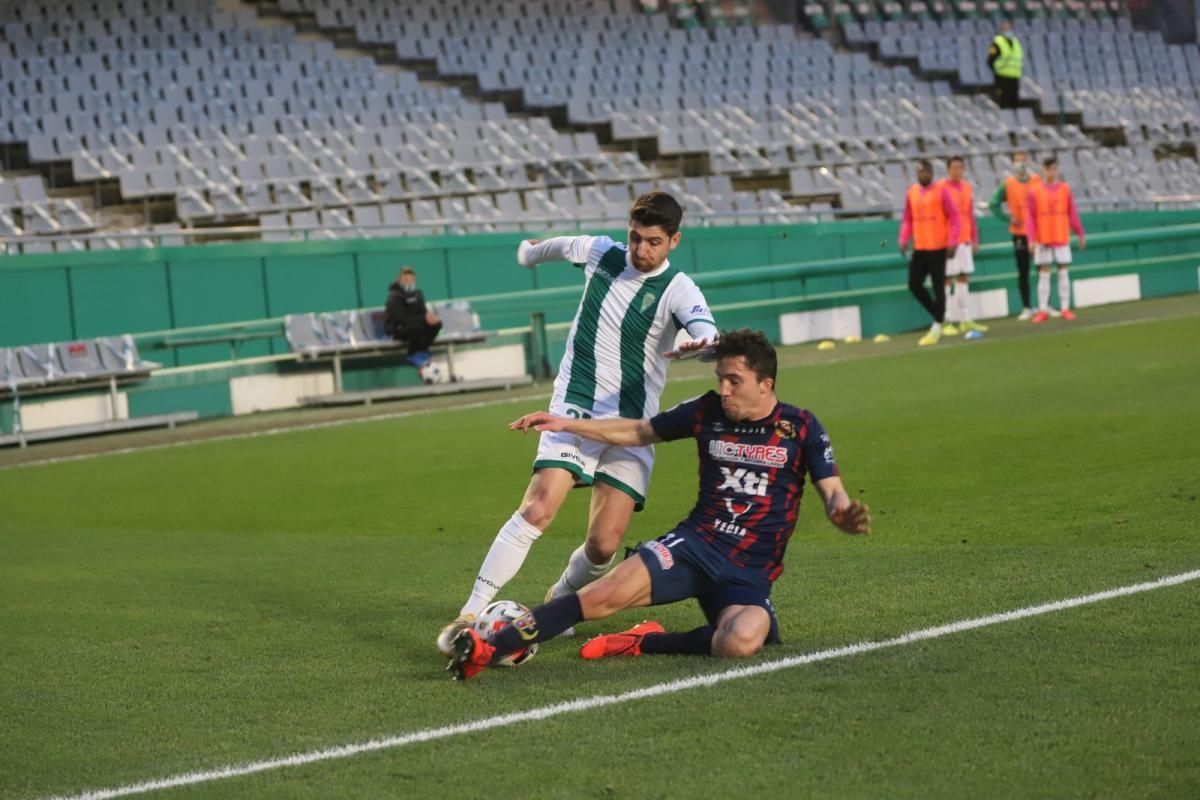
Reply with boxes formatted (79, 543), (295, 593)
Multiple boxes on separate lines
(384, 266), (441, 365)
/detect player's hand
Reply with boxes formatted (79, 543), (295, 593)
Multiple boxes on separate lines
(425, 311), (440, 326)
(898, 242), (909, 258)
(517, 240), (541, 269)
(1078, 238), (1086, 251)
(664, 336), (718, 360)
(509, 411), (568, 433)
(972, 242), (980, 255)
(831, 500), (872, 536)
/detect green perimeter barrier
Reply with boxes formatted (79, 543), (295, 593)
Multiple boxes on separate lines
(4, 209), (1200, 366)
(2, 218), (1199, 430)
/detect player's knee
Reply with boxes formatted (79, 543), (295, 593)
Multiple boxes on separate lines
(713, 627), (764, 658)
(583, 535), (620, 564)
(518, 494), (558, 529)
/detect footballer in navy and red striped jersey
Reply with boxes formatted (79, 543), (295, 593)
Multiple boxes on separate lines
(650, 390), (839, 583)
(446, 329), (870, 681)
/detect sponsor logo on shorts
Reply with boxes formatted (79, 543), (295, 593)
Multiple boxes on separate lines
(708, 440), (789, 468)
(645, 541), (674, 570)
(514, 610), (539, 641)
(559, 451), (585, 465)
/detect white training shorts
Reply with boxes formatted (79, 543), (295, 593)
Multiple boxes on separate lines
(945, 244), (975, 277)
(1034, 244), (1072, 266)
(532, 401), (654, 509)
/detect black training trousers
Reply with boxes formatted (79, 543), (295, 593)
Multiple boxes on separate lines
(908, 248), (947, 324)
(1013, 234), (1031, 309)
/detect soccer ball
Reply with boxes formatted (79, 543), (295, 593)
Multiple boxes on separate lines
(419, 362), (443, 385)
(474, 599), (537, 667)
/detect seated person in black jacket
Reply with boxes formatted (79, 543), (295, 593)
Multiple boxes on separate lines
(384, 266), (442, 366)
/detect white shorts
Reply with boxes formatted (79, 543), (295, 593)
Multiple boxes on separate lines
(945, 244), (975, 277)
(1034, 244), (1072, 266)
(533, 401), (654, 509)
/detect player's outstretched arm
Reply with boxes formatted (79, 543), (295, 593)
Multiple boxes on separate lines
(516, 236), (594, 268)
(814, 476), (872, 536)
(664, 336), (718, 360)
(509, 412), (661, 447)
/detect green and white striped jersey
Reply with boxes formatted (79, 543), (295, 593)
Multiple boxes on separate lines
(534, 235), (717, 419)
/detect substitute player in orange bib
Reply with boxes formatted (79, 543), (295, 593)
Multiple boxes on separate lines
(942, 157), (987, 339)
(1025, 157), (1085, 323)
(989, 151), (1041, 320)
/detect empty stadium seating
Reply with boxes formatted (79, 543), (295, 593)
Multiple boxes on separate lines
(0, 0), (1197, 251)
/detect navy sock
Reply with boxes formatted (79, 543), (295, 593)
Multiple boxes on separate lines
(639, 625), (714, 656)
(488, 594), (583, 663)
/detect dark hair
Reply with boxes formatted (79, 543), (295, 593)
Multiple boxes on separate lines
(917, 159), (932, 172)
(1043, 157), (1057, 169)
(714, 328), (777, 382)
(948, 155), (964, 167)
(399, 265), (416, 277)
(629, 192), (683, 237)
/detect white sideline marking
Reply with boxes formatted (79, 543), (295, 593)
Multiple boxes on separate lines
(42, 569), (1200, 800)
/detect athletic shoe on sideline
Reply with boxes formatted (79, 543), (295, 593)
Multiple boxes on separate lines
(1061, 309), (1076, 321)
(579, 621), (666, 660)
(961, 320), (989, 333)
(941, 323), (960, 336)
(1031, 311), (1051, 324)
(1017, 308), (1034, 321)
(964, 330), (984, 340)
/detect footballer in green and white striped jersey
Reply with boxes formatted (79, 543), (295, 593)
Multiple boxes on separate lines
(540, 233), (716, 420)
(437, 192), (719, 657)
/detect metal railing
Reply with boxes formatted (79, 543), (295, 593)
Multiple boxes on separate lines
(5, 196), (1200, 254)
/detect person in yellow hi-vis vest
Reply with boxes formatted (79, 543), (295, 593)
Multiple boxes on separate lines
(988, 20), (1023, 109)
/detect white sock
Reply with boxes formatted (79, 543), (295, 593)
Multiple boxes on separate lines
(944, 283), (957, 322)
(461, 512), (543, 617)
(1058, 268), (1071, 311)
(1037, 271), (1051, 312)
(930, 321), (942, 334)
(551, 544), (615, 596)
(956, 282), (972, 322)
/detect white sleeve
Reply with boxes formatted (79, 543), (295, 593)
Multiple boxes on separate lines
(670, 278), (719, 341)
(517, 235), (600, 268)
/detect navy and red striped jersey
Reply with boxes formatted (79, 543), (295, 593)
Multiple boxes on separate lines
(649, 391), (839, 582)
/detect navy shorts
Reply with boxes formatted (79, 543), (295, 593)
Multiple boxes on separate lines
(636, 527), (781, 645)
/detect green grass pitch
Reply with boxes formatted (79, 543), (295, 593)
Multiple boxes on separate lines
(2, 301), (1199, 799)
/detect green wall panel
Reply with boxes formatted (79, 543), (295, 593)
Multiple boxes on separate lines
(0, 267), (73, 345)
(125, 379), (233, 419)
(691, 232), (772, 272)
(447, 245), (534, 296)
(69, 262), (172, 339)
(168, 257), (272, 366)
(263, 254), (359, 316)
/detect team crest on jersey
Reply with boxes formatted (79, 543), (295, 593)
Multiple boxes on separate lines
(640, 293), (657, 313)
(514, 610), (539, 641)
(774, 420), (798, 440)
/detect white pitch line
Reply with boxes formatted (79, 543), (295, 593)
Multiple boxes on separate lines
(41, 568), (1200, 800)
